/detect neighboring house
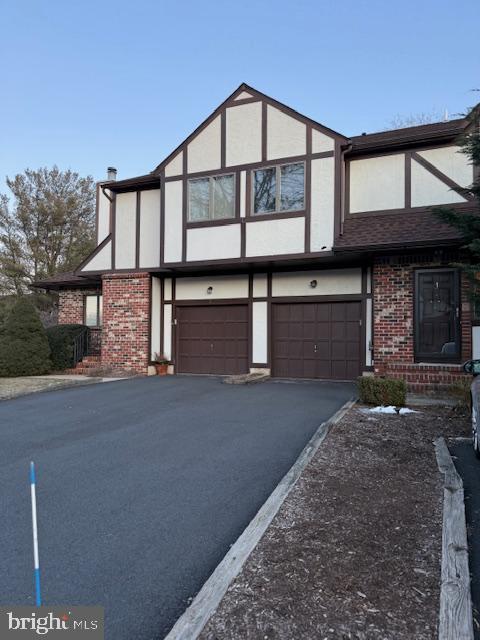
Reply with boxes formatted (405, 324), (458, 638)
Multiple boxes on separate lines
(35, 84), (480, 391)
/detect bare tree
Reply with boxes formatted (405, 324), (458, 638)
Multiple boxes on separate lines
(385, 109), (447, 131)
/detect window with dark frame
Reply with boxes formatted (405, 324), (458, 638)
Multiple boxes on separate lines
(414, 269), (460, 362)
(188, 174), (235, 222)
(253, 162), (305, 215)
(85, 294), (103, 327)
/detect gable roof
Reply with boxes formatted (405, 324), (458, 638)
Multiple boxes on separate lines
(151, 83), (348, 175)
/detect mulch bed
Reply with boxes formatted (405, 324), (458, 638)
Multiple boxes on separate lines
(200, 404), (470, 640)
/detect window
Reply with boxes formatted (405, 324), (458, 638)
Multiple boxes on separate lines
(253, 162), (304, 215)
(188, 174), (235, 222)
(85, 294), (102, 327)
(414, 269), (460, 361)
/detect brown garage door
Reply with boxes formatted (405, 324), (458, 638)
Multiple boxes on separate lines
(272, 302), (362, 380)
(176, 305), (249, 375)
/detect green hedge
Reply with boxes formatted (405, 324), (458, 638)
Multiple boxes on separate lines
(357, 376), (407, 407)
(0, 298), (52, 377)
(46, 324), (89, 370)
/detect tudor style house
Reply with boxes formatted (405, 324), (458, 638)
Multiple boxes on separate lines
(35, 84), (480, 391)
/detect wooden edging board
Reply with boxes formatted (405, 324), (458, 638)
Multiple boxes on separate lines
(434, 437), (474, 640)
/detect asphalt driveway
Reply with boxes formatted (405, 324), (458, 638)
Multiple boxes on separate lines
(0, 376), (354, 639)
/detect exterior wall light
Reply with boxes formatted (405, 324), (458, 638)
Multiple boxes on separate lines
(207, 286), (213, 295)
(310, 280), (317, 289)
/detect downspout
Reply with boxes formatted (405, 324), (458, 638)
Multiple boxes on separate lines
(339, 141), (352, 237)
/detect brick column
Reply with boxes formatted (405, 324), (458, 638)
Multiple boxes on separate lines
(372, 260), (414, 374)
(101, 272), (151, 374)
(58, 288), (101, 325)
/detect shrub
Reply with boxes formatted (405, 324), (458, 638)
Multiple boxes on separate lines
(0, 297), (52, 377)
(357, 376), (407, 407)
(448, 378), (472, 410)
(46, 324), (89, 370)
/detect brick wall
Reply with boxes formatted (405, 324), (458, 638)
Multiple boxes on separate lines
(373, 254), (472, 390)
(58, 288), (101, 325)
(101, 273), (151, 374)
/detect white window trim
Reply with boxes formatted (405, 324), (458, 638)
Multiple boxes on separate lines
(252, 161), (306, 216)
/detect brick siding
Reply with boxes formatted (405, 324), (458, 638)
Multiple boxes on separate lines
(372, 254), (472, 390)
(101, 273), (151, 374)
(58, 288), (101, 325)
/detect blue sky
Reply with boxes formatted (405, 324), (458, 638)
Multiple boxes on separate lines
(1, 0), (478, 187)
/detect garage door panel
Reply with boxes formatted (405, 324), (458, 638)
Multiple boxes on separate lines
(272, 302), (361, 380)
(331, 341), (346, 359)
(315, 305), (330, 322)
(346, 302), (362, 321)
(177, 305), (248, 375)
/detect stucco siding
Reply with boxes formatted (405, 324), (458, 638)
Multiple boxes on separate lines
(240, 170), (246, 217)
(165, 151), (184, 177)
(139, 189), (160, 268)
(411, 158), (467, 207)
(253, 273), (268, 297)
(164, 278), (172, 301)
(266, 105), (306, 160)
(349, 154), (405, 213)
(310, 156), (334, 251)
(164, 180), (183, 263)
(163, 304), (172, 361)
(246, 217), (305, 257)
(115, 192), (136, 269)
(252, 301), (268, 364)
(175, 275), (249, 300)
(97, 186), (111, 243)
(226, 102), (262, 166)
(80, 238), (112, 272)
(186, 224), (241, 261)
(417, 145), (472, 187)
(187, 117), (221, 174)
(272, 268), (362, 297)
(312, 129), (334, 153)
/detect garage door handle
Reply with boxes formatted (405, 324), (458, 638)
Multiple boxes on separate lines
(210, 343), (214, 351)
(314, 344), (317, 353)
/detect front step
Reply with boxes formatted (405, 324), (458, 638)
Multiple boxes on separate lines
(64, 355), (101, 375)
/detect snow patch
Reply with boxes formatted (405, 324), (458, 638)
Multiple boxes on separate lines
(361, 406), (419, 415)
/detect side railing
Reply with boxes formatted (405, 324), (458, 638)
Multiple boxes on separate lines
(72, 328), (88, 367)
(72, 327), (102, 367)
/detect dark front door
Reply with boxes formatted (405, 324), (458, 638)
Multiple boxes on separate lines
(272, 301), (362, 380)
(176, 304), (249, 375)
(415, 269), (460, 361)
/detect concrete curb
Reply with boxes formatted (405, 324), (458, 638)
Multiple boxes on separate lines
(164, 397), (357, 640)
(434, 437), (474, 640)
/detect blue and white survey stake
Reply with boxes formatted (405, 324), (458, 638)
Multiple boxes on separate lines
(30, 461), (42, 606)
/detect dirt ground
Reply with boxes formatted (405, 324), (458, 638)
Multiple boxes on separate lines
(201, 404), (470, 640)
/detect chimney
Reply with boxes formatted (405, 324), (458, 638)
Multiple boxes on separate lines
(107, 166), (117, 181)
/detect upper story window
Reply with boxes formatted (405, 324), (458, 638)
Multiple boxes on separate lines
(188, 174), (235, 222)
(253, 162), (305, 215)
(85, 294), (103, 327)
